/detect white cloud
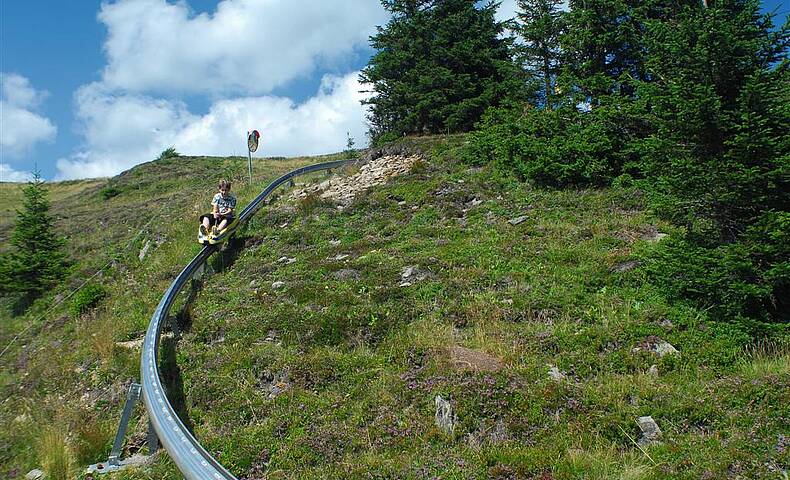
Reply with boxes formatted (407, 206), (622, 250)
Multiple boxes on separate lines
(98, 0), (387, 95)
(56, 72), (369, 179)
(176, 73), (368, 158)
(0, 163), (33, 183)
(1, 73), (57, 158)
(55, 82), (198, 179)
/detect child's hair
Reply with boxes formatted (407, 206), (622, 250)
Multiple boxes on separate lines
(218, 179), (231, 191)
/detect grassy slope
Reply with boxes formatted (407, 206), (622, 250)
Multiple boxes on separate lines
(0, 154), (327, 478)
(1, 140), (788, 479)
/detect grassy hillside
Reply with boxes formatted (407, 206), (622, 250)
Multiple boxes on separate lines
(0, 153), (335, 478)
(1, 140), (788, 479)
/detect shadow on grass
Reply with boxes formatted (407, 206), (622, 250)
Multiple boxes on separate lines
(159, 334), (195, 434)
(172, 277), (201, 335)
(208, 234), (246, 274)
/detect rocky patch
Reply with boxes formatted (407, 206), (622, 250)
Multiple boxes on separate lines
(292, 154), (423, 207)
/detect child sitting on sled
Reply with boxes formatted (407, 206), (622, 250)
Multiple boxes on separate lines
(200, 179), (236, 236)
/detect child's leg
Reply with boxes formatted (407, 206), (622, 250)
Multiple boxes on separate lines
(202, 216), (211, 229)
(217, 218), (228, 231)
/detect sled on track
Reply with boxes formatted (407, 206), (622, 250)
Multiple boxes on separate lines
(197, 216), (240, 246)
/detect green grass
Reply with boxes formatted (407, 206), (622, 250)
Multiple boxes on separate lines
(1, 141), (787, 479)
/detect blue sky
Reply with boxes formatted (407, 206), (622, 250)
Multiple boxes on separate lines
(1, 1), (787, 182)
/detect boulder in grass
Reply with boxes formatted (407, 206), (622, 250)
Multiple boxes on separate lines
(632, 335), (680, 357)
(547, 364), (566, 382)
(25, 470), (44, 480)
(637, 416), (662, 446)
(435, 395), (456, 436)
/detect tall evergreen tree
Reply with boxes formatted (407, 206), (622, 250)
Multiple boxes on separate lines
(560, 0), (697, 101)
(514, 0), (565, 108)
(360, 0), (528, 143)
(0, 172), (68, 303)
(635, 0), (789, 239)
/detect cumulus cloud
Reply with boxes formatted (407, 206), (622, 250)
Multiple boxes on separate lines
(0, 163), (33, 183)
(98, 0), (387, 94)
(1, 73), (57, 159)
(175, 73), (368, 157)
(56, 72), (368, 179)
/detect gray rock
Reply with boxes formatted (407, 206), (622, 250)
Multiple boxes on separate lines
(401, 265), (430, 284)
(329, 239), (341, 246)
(612, 260), (640, 273)
(547, 365), (566, 382)
(138, 240), (151, 261)
(632, 336), (680, 357)
(333, 269), (360, 281)
(25, 470), (44, 480)
(648, 364), (659, 376)
(466, 419), (509, 449)
(402, 266), (416, 279)
(435, 395), (456, 436)
(655, 341), (679, 357)
(249, 280), (258, 288)
(508, 215), (528, 226)
(637, 416), (662, 446)
(271, 281), (285, 290)
(644, 231), (669, 242)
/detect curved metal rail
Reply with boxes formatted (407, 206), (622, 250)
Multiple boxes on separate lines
(141, 159), (352, 480)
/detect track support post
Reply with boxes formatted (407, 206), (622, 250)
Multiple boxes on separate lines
(87, 383), (156, 474)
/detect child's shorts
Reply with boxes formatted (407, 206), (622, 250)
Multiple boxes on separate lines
(199, 214), (234, 226)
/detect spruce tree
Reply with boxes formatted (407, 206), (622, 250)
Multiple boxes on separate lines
(360, 0), (528, 143)
(635, 0), (789, 326)
(514, 0), (565, 108)
(0, 172), (68, 302)
(635, 0), (789, 239)
(560, 0), (697, 101)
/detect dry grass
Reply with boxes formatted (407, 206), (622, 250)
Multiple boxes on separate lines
(36, 424), (74, 480)
(564, 446), (653, 479)
(738, 339), (790, 377)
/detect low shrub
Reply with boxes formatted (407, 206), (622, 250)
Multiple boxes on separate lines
(70, 283), (106, 317)
(467, 100), (642, 188)
(98, 185), (122, 200)
(645, 211), (789, 334)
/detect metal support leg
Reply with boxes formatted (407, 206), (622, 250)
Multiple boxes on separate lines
(289, 179), (295, 187)
(87, 383), (154, 474)
(108, 383), (141, 465)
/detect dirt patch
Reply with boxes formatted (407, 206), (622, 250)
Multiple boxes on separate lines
(447, 346), (503, 372)
(292, 154), (422, 207)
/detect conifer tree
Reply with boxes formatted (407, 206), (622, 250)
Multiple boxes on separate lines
(560, 0), (696, 101)
(361, 0), (528, 143)
(0, 172), (68, 303)
(635, 0), (789, 239)
(514, 0), (565, 108)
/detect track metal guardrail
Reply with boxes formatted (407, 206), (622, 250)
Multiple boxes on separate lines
(141, 159), (352, 480)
